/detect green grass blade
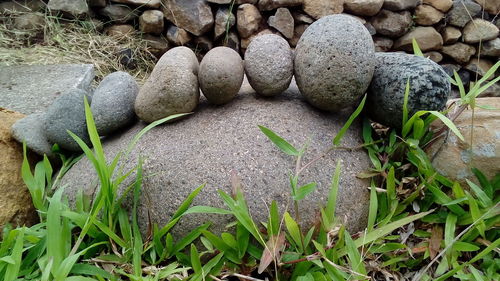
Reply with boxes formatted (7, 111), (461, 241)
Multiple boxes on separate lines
(325, 161), (341, 225)
(269, 200), (280, 237)
(284, 212), (303, 253)
(258, 125), (299, 156)
(344, 230), (367, 276)
(4, 229), (25, 281)
(293, 182), (317, 201)
(453, 71), (466, 100)
(427, 111), (464, 141)
(402, 79), (410, 128)
(171, 223), (210, 254)
(466, 179), (492, 208)
(333, 95), (366, 146)
(367, 182), (378, 232)
(190, 244), (202, 274)
(172, 184), (205, 220)
(412, 38), (424, 57)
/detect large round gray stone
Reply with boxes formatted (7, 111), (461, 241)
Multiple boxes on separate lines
(44, 88), (91, 152)
(367, 52), (450, 128)
(135, 47), (200, 123)
(62, 79), (371, 237)
(199, 47), (244, 105)
(244, 34), (294, 97)
(91, 71), (138, 136)
(294, 15), (375, 111)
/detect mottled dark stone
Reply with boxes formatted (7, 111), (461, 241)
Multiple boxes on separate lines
(367, 52), (450, 128)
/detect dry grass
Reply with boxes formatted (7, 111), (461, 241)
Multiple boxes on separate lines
(0, 10), (156, 84)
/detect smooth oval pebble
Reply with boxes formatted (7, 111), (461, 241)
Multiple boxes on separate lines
(367, 52), (450, 128)
(91, 71), (139, 136)
(199, 47), (244, 105)
(244, 34), (294, 96)
(44, 88), (91, 152)
(294, 14), (375, 111)
(135, 46), (200, 123)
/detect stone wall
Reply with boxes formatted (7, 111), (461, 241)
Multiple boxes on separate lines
(5, 0), (500, 93)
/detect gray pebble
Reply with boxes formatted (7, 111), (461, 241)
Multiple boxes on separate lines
(11, 113), (55, 158)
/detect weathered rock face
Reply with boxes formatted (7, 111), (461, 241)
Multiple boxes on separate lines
(344, 0), (384, 16)
(139, 10), (164, 35)
(44, 88), (92, 152)
(423, 0), (453, 12)
(166, 25), (192, 45)
(161, 0), (214, 36)
(441, 26), (462, 44)
(258, 0), (302, 11)
(214, 7), (236, 40)
(465, 58), (495, 80)
(111, 0), (161, 9)
(441, 43), (476, 64)
(295, 15), (375, 111)
(0, 109), (38, 231)
(98, 4), (137, 23)
(462, 19), (500, 44)
(393, 26), (443, 52)
(428, 98), (500, 184)
(48, 0), (88, 18)
(199, 47), (244, 105)
(383, 0), (421, 11)
(244, 34), (294, 96)
(135, 47), (199, 123)
(474, 0), (500, 15)
(367, 52), (450, 128)
(268, 7), (294, 39)
(481, 38), (500, 57)
(414, 4), (444, 26)
(91, 72), (139, 136)
(446, 0), (482, 27)
(370, 9), (412, 38)
(62, 79), (371, 236)
(104, 24), (135, 36)
(303, 0), (344, 19)
(237, 4), (262, 38)
(11, 113), (54, 158)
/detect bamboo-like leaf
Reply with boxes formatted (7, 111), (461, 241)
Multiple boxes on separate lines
(269, 200), (280, 237)
(444, 213), (456, 258)
(367, 182), (378, 232)
(333, 95), (366, 146)
(412, 38), (424, 57)
(427, 111), (464, 141)
(284, 212), (303, 253)
(293, 182), (317, 201)
(465, 191), (485, 238)
(344, 230), (367, 276)
(258, 125), (299, 156)
(325, 161), (341, 226)
(172, 223), (210, 254)
(190, 244), (202, 274)
(466, 180), (492, 208)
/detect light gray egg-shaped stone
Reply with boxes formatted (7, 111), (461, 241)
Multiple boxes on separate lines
(294, 15), (375, 111)
(135, 47), (200, 123)
(44, 88), (92, 152)
(367, 52), (450, 128)
(244, 34), (294, 96)
(199, 47), (244, 105)
(91, 71), (138, 136)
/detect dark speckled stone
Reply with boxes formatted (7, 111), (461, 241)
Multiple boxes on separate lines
(61, 78), (371, 237)
(367, 52), (450, 128)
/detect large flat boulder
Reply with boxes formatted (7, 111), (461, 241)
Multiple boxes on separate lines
(62, 79), (371, 236)
(0, 64), (94, 114)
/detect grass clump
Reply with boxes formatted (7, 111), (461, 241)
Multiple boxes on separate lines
(0, 10), (156, 83)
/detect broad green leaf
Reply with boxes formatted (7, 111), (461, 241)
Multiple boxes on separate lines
(325, 161), (341, 226)
(344, 230), (367, 276)
(269, 200), (280, 237)
(466, 179), (492, 208)
(190, 244), (202, 274)
(183, 206), (232, 216)
(4, 229), (25, 281)
(444, 213), (456, 258)
(452, 242), (480, 252)
(427, 111), (464, 141)
(465, 191), (485, 237)
(367, 182), (378, 232)
(293, 182), (317, 201)
(412, 38), (424, 57)
(333, 95), (366, 146)
(172, 223), (210, 254)
(284, 212), (303, 253)
(258, 125), (299, 156)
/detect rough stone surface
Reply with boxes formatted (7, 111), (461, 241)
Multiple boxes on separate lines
(0, 109), (38, 231)
(294, 15), (375, 111)
(111, 0), (161, 8)
(48, 0), (88, 17)
(465, 58), (494, 80)
(480, 38), (500, 57)
(214, 7), (236, 40)
(303, 0), (344, 19)
(135, 47), (199, 123)
(367, 52), (450, 128)
(99, 4), (137, 23)
(44, 88), (92, 152)
(142, 34), (170, 58)
(424, 51), (443, 63)
(373, 36), (394, 51)
(415, 4), (444, 25)
(441, 43), (476, 64)
(0, 0), (46, 14)
(11, 113), (54, 158)
(293, 11), (314, 24)
(62, 79), (371, 237)
(241, 28), (277, 49)
(344, 0), (384, 16)
(0, 64), (94, 114)
(139, 10), (164, 35)
(14, 12), (45, 29)
(462, 19), (500, 44)
(446, 0), (482, 28)
(91, 72), (138, 136)
(441, 26), (462, 44)
(393, 26), (443, 52)
(258, 0), (302, 10)
(162, 0), (214, 36)
(428, 98), (500, 184)
(370, 10), (412, 38)
(237, 4), (262, 38)
(289, 23), (309, 47)
(166, 25), (192, 46)
(268, 7), (294, 39)
(104, 24), (135, 36)
(479, 82), (500, 97)
(383, 0), (421, 10)
(474, 0), (500, 14)
(244, 34), (294, 96)
(423, 0), (453, 11)
(199, 47), (244, 105)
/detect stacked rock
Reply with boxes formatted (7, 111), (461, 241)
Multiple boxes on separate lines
(11, 71), (139, 156)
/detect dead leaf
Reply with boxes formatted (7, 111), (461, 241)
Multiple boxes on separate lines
(258, 233), (285, 274)
(429, 225), (443, 259)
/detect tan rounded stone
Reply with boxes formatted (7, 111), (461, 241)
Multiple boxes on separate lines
(394, 26), (443, 52)
(415, 4), (444, 26)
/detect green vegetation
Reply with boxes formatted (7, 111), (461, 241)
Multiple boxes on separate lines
(1, 62), (499, 280)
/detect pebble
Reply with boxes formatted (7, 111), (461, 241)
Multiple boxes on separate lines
(11, 113), (54, 158)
